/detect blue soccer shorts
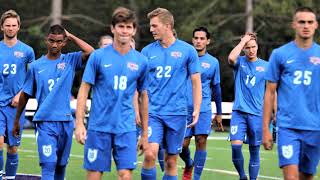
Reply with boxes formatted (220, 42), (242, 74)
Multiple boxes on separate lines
(229, 110), (262, 146)
(0, 105), (25, 146)
(84, 130), (137, 172)
(148, 114), (187, 154)
(35, 121), (73, 166)
(185, 111), (212, 138)
(277, 127), (320, 175)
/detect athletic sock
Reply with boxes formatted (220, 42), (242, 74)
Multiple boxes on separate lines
(232, 144), (247, 179)
(249, 145), (260, 180)
(5, 153), (18, 180)
(193, 150), (207, 180)
(141, 166), (156, 180)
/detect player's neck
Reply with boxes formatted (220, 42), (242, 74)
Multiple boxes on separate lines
(159, 34), (175, 48)
(3, 36), (18, 47)
(247, 56), (257, 62)
(198, 49), (206, 56)
(113, 41), (131, 55)
(46, 52), (61, 60)
(294, 37), (313, 49)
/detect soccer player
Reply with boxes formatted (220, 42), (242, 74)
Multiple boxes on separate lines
(263, 7), (320, 180)
(0, 9), (35, 179)
(141, 8), (202, 180)
(98, 35), (113, 48)
(179, 26), (223, 180)
(228, 33), (268, 180)
(12, 24), (93, 180)
(75, 7), (149, 180)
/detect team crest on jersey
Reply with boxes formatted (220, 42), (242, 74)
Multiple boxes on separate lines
(57, 62), (66, 70)
(14, 51), (24, 58)
(170, 51), (182, 58)
(201, 62), (210, 69)
(127, 62), (139, 71)
(42, 145), (52, 157)
(282, 145), (293, 159)
(87, 148), (98, 163)
(148, 126), (152, 137)
(256, 66), (265, 72)
(310, 56), (320, 65)
(230, 125), (238, 135)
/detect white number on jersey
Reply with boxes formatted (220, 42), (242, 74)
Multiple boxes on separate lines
(293, 70), (312, 85)
(156, 66), (172, 78)
(114, 75), (127, 90)
(245, 75), (256, 86)
(48, 78), (60, 91)
(3, 64), (17, 75)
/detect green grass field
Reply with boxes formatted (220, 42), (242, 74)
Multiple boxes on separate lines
(12, 130), (319, 179)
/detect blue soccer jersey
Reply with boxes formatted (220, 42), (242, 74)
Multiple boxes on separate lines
(232, 56), (268, 116)
(187, 52), (220, 113)
(142, 40), (200, 115)
(266, 41), (320, 130)
(23, 52), (82, 121)
(0, 40), (35, 106)
(82, 46), (148, 134)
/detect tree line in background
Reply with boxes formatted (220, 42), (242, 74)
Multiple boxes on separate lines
(1, 0), (319, 101)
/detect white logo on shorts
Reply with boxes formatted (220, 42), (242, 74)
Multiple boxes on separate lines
(231, 125), (238, 135)
(148, 126), (152, 137)
(42, 145), (52, 157)
(282, 145), (293, 159)
(88, 148), (98, 163)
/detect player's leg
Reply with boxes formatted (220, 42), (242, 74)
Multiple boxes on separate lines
(5, 106), (24, 180)
(0, 108), (6, 179)
(277, 127), (300, 180)
(35, 122), (59, 180)
(158, 146), (165, 172)
(54, 121), (74, 180)
(163, 115), (187, 179)
(193, 112), (212, 180)
(114, 131), (137, 180)
(84, 130), (112, 180)
(141, 115), (162, 180)
(298, 130), (320, 180)
(247, 114), (263, 180)
(230, 111), (247, 179)
(180, 112), (193, 180)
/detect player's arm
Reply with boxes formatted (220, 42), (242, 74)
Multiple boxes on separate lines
(228, 34), (252, 65)
(13, 91), (31, 137)
(272, 91), (277, 122)
(75, 81), (91, 145)
(138, 90), (149, 155)
(262, 81), (277, 150)
(65, 30), (94, 63)
(188, 73), (202, 128)
(212, 83), (224, 131)
(133, 90), (141, 126)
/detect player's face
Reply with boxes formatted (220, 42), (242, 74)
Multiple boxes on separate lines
(111, 22), (136, 45)
(192, 31), (210, 52)
(243, 39), (258, 60)
(292, 11), (318, 40)
(149, 16), (168, 40)
(45, 33), (66, 55)
(1, 17), (20, 39)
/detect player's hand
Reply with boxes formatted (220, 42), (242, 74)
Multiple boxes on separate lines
(137, 135), (149, 156)
(212, 115), (224, 131)
(187, 111), (199, 128)
(12, 119), (20, 137)
(263, 129), (273, 150)
(75, 122), (87, 145)
(11, 92), (21, 107)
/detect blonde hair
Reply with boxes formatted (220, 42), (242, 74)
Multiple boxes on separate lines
(1, 9), (20, 26)
(147, 8), (174, 29)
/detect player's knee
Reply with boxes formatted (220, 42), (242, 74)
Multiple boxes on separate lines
(165, 156), (177, 170)
(144, 149), (157, 163)
(283, 174), (299, 180)
(182, 138), (191, 148)
(7, 146), (18, 154)
(195, 136), (207, 149)
(118, 170), (132, 180)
